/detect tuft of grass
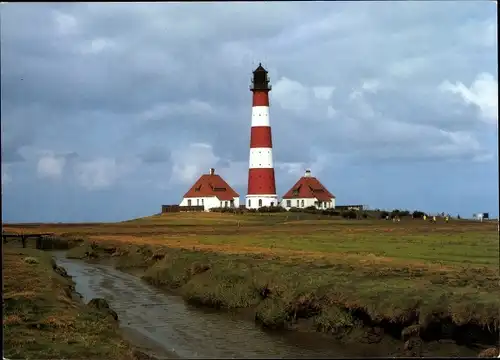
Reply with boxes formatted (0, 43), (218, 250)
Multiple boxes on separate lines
(66, 243), (93, 259)
(313, 305), (356, 336)
(255, 298), (290, 329)
(24, 256), (39, 264)
(181, 267), (262, 309)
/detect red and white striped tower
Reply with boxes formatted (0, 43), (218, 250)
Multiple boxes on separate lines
(246, 63), (278, 209)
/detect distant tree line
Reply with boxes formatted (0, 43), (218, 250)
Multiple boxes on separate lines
(209, 205), (437, 220)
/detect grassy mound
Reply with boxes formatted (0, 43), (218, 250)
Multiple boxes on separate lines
(3, 248), (138, 360)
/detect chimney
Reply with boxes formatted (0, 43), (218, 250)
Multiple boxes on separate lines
(209, 168), (215, 175)
(305, 169), (311, 177)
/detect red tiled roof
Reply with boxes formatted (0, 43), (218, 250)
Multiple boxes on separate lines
(183, 173), (239, 201)
(282, 176), (335, 201)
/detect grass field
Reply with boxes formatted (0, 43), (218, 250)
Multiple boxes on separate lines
(6, 212), (497, 267)
(2, 248), (138, 359)
(3, 212), (499, 353)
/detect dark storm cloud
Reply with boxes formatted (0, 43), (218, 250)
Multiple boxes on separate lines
(1, 145), (25, 163)
(0, 2), (497, 222)
(138, 146), (172, 164)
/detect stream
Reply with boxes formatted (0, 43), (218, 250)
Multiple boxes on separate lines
(54, 253), (388, 359)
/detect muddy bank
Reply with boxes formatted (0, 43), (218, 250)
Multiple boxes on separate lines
(2, 247), (153, 360)
(60, 241), (500, 357)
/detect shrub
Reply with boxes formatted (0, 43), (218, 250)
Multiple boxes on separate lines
(341, 210), (357, 219)
(209, 207), (245, 214)
(379, 211), (390, 219)
(289, 206), (320, 214)
(412, 210), (426, 219)
(322, 209), (340, 216)
(390, 209), (410, 218)
(257, 206), (286, 213)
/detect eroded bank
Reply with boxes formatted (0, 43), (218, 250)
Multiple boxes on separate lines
(62, 241), (500, 357)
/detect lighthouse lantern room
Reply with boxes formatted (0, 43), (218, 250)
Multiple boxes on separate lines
(246, 63), (279, 209)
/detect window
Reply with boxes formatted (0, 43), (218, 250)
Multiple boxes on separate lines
(230, 200), (234, 208)
(286, 200), (291, 207)
(258, 199), (263, 207)
(248, 200), (251, 207)
(301, 200), (304, 207)
(201, 199), (204, 205)
(270, 202), (274, 207)
(187, 199), (192, 206)
(296, 200), (299, 207)
(197, 199), (199, 206)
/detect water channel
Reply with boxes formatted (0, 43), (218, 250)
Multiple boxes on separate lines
(54, 253), (385, 359)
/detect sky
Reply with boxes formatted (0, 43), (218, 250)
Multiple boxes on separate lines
(1, 2), (498, 223)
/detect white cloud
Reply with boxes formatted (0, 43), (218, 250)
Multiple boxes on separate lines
(170, 143), (247, 187)
(429, 130), (484, 160)
(2, 165), (12, 186)
(387, 57), (429, 79)
(458, 18), (497, 48)
(53, 11), (78, 36)
(313, 86), (335, 101)
(73, 157), (136, 190)
(79, 38), (117, 54)
(361, 79), (380, 93)
(439, 72), (498, 125)
(171, 143), (217, 185)
(348, 90), (362, 101)
(327, 105), (337, 118)
(348, 92), (377, 118)
(272, 77), (310, 111)
(349, 79), (381, 101)
(275, 162), (304, 177)
(272, 78), (336, 117)
(275, 151), (345, 182)
(37, 152), (66, 179)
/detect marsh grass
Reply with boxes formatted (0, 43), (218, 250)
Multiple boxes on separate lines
(4, 213), (499, 346)
(3, 248), (136, 360)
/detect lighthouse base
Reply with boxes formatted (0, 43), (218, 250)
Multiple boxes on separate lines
(245, 194), (279, 210)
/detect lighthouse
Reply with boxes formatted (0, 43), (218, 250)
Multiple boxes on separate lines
(246, 63), (278, 209)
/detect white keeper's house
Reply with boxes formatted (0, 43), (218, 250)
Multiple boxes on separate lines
(280, 169), (336, 210)
(179, 168), (240, 211)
